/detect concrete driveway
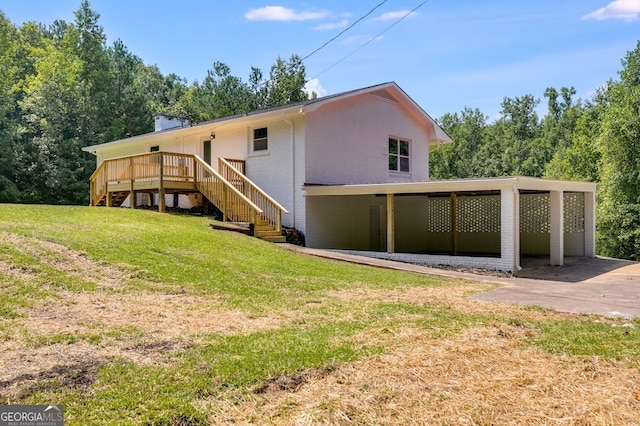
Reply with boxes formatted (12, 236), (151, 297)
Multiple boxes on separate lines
(283, 245), (640, 319)
(471, 256), (640, 318)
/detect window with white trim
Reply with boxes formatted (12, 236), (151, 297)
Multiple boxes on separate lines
(388, 137), (410, 172)
(253, 127), (268, 151)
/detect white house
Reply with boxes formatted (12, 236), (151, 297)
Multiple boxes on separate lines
(83, 82), (597, 273)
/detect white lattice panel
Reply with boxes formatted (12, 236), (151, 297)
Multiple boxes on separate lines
(457, 196), (501, 233)
(427, 197), (450, 232)
(564, 193), (585, 233)
(520, 194), (550, 233)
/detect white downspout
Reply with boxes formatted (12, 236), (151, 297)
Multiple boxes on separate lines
(281, 112), (295, 227)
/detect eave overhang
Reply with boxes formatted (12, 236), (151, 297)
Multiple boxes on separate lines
(303, 176), (597, 196)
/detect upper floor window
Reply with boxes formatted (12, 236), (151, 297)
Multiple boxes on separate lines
(389, 137), (410, 172)
(253, 127), (268, 151)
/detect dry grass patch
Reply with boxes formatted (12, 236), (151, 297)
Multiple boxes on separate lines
(3, 231), (131, 289)
(222, 324), (640, 425)
(25, 291), (283, 338)
(330, 283), (563, 321)
(0, 259), (36, 280)
(0, 290), (291, 402)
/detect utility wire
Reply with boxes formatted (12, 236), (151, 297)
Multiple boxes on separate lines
(301, 0), (390, 62)
(307, 0), (431, 82)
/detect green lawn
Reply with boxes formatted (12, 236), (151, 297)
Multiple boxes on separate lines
(0, 204), (638, 425)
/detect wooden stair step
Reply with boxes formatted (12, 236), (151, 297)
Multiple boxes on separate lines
(255, 230), (281, 237)
(258, 235), (287, 243)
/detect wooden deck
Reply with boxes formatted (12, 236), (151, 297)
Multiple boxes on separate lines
(89, 152), (288, 242)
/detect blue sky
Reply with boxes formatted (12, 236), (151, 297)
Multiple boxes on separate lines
(1, 0), (639, 119)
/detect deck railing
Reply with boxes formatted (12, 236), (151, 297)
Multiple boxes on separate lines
(218, 157), (289, 232)
(89, 152), (196, 206)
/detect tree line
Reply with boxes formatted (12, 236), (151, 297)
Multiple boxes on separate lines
(0, 2), (638, 260)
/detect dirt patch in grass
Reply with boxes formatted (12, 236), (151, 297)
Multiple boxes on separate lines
(223, 324), (640, 425)
(253, 368), (331, 394)
(0, 259), (36, 280)
(0, 341), (109, 401)
(0, 359), (105, 400)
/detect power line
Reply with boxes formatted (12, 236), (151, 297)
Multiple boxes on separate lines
(301, 0), (390, 62)
(307, 0), (431, 82)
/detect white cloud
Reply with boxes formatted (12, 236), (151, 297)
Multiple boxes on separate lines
(582, 0), (640, 21)
(312, 19), (349, 31)
(245, 6), (330, 21)
(376, 10), (416, 21)
(304, 78), (326, 98)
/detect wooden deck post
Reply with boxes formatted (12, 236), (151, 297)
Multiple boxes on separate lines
(222, 185), (228, 221)
(158, 152), (165, 213)
(129, 157), (135, 209)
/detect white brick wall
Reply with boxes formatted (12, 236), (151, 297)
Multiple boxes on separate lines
(584, 191), (596, 257)
(549, 190), (564, 265)
(500, 188), (518, 273)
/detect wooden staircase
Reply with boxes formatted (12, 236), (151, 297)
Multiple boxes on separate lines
(95, 191), (130, 207)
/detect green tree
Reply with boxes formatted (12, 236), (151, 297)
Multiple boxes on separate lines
(18, 34), (86, 204)
(263, 55), (308, 108)
(104, 39), (154, 140)
(0, 12), (20, 201)
(544, 97), (601, 182)
(184, 62), (256, 122)
(492, 94), (547, 176)
(430, 108), (488, 179)
(596, 42), (640, 260)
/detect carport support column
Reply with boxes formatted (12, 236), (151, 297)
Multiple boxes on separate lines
(386, 194), (395, 253)
(550, 190), (564, 266)
(584, 191), (596, 257)
(500, 187), (520, 274)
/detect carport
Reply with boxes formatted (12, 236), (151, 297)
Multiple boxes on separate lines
(303, 177), (597, 274)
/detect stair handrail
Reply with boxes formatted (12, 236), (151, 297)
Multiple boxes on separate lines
(89, 160), (107, 206)
(218, 157), (288, 232)
(219, 158), (289, 213)
(193, 155), (263, 223)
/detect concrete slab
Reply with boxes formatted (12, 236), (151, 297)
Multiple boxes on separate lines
(282, 245), (640, 319)
(472, 257), (640, 319)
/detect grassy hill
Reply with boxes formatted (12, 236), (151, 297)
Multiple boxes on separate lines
(0, 204), (638, 424)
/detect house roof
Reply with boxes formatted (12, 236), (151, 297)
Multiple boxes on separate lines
(82, 81), (452, 153)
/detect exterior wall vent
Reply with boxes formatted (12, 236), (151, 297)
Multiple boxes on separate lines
(371, 89), (398, 102)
